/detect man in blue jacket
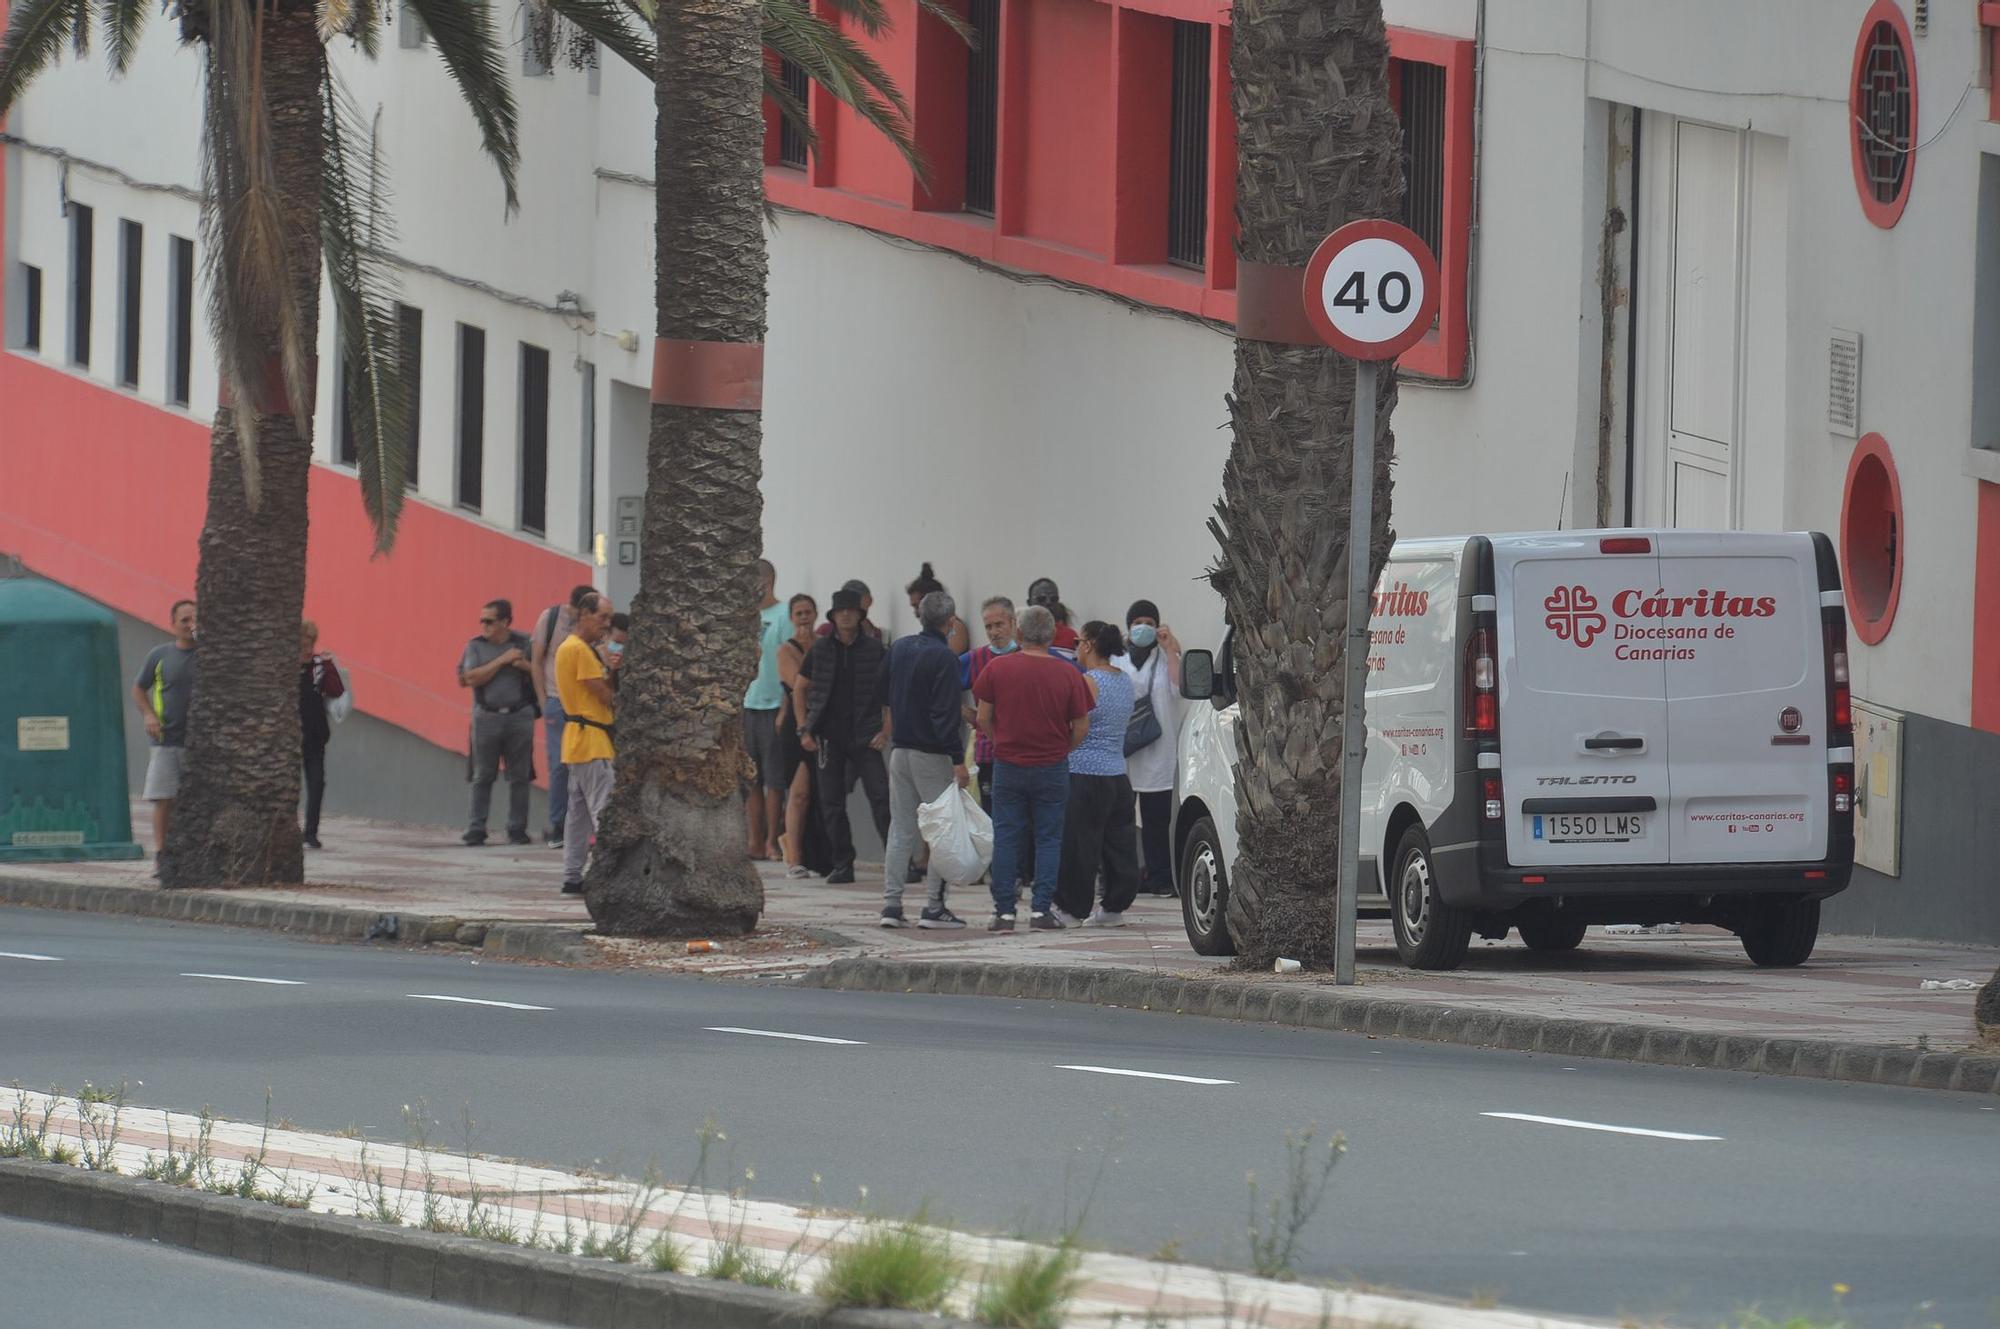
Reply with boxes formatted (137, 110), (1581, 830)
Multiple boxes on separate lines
(878, 591), (972, 929)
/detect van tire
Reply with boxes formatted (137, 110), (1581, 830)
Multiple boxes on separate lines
(1740, 898), (1819, 967)
(1517, 915), (1589, 952)
(1389, 825), (1472, 970)
(1179, 816), (1237, 957)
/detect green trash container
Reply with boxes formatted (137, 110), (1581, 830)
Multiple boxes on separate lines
(0, 574), (145, 861)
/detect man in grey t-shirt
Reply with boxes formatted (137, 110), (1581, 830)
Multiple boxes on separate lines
(459, 598), (539, 846)
(131, 598), (198, 856)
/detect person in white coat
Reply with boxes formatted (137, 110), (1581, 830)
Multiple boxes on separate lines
(1113, 599), (1182, 897)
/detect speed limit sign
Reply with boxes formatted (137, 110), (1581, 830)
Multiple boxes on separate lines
(1301, 219), (1440, 361)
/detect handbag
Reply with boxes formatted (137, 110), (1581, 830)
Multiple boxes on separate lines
(1123, 660), (1163, 755)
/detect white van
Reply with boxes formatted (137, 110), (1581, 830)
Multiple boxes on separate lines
(1172, 530), (1856, 970)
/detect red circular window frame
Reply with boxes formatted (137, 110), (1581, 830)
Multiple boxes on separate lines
(1839, 432), (1904, 645)
(1849, 0), (1918, 229)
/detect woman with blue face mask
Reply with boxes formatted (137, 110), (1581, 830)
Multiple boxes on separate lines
(1114, 599), (1183, 897)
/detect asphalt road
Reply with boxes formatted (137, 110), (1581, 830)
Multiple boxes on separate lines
(0, 1213), (546, 1327)
(3, 908), (1996, 1327)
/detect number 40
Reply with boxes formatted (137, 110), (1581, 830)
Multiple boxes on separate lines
(1333, 269), (1413, 315)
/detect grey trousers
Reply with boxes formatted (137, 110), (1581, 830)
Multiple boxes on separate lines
(561, 759), (615, 885)
(884, 748), (956, 911)
(468, 709), (536, 837)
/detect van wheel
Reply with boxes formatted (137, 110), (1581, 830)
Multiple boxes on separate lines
(1179, 817), (1236, 957)
(1390, 825), (1472, 970)
(1740, 898), (1819, 967)
(1517, 916), (1589, 952)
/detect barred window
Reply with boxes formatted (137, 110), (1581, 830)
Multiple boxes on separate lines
(964, 0), (1001, 216)
(1166, 20), (1210, 270)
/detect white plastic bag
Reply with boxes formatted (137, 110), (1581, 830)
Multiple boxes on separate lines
(917, 784), (994, 885)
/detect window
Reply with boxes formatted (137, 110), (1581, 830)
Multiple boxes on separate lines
(1399, 61), (1445, 265)
(1850, 0), (1916, 228)
(167, 237), (193, 405)
(456, 324), (485, 510)
(399, 0), (426, 47)
(398, 304), (423, 487)
(777, 59), (811, 169)
(522, 1), (554, 76)
(117, 220), (142, 388)
(1166, 21), (1211, 270)
(336, 342), (358, 465)
(519, 342), (549, 535)
(17, 263), (41, 351)
(578, 361), (596, 553)
(69, 204), (93, 367)
(963, 0), (1000, 215)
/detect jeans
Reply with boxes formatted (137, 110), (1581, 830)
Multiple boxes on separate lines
(987, 761), (1069, 916)
(469, 709), (536, 838)
(301, 736), (327, 839)
(1055, 772), (1141, 919)
(814, 738), (891, 875)
(542, 693), (569, 836)
(1138, 789), (1174, 892)
(884, 749), (955, 911)
(561, 758), (615, 885)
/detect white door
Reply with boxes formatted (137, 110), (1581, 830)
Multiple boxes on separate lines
(1665, 120), (1742, 529)
(1495, 537), (1671, 867)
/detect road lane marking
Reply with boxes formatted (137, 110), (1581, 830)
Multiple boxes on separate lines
(1481, 1112), (1722, 1141)
(407, 994), (553, 1011)
(0, 951), (63, 962)
(180, 972), (305, 986)
(705, 1026), (866, 1045)
(1056, 1065), (1236, 1086)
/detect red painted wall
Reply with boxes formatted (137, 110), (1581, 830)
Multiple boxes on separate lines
(1019, 0), (1113, 256)
(1974, 479), (2000, 734)
(831, 1), (922, 205)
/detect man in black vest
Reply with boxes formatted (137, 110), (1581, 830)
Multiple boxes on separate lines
(799, 587), (891, 884)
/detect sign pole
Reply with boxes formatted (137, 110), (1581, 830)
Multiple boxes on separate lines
(1335, 362), (1375, 987)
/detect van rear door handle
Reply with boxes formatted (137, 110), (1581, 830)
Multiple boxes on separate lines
(1583, 735), (1645, 750)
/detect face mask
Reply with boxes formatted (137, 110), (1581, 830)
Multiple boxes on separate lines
(1128, 624), (1159, 649)
(607, 641), (626, 658)
(992, 640), (1018, 654)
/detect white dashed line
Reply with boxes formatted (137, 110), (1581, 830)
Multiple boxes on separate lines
(407, 994), (553, 1011)
(1481, 1112), (1722, 1142)
(180, 972), (305, 986)
(0, 951), (63, 962)
(1056, 1065), (1236, 1086)
(705, 1026), (866, 1045)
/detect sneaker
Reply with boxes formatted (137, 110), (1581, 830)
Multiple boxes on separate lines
(1029, 911), (1064, 931)
(461, 830), (487, 846)
(919, 906), (967, 930)
(1086, 908), (1127, 927)
(824, 866), (856, 885)
(1050, 906), (1084, 928)
(544, 830), (564, 848)
(507, 831), (533, 846)
(987, 913), (1016, 932)
(302, 836), (322, 850)
(785, 864), (813, 879)
(560, 880), (583, 895)
(879, 907), (908, 928)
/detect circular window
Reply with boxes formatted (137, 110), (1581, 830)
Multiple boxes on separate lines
(1849, 0), (1918, 229)
(1840, 433), (1903, 644)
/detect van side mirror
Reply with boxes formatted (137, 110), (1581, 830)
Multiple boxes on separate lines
(1181, 649), (1215, 700)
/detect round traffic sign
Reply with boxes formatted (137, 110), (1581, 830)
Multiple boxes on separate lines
(1301, 220), (1440, 361)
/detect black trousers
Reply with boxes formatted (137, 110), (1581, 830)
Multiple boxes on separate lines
(1138, 789), (1174, 892)
(1055, 772), (1140, 918)
(815, 738), (891, 873)
(302, 736), (327, 839)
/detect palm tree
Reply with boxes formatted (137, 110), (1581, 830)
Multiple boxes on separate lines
(1207, 0), (1404, 965)
(0, 0), (641, 887)
(576, 0), (957, 934)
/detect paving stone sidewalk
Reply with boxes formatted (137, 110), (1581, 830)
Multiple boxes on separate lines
(2, 803), (1993, 1059)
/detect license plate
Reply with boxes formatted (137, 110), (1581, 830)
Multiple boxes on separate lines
(1534, 813), (1645, 843)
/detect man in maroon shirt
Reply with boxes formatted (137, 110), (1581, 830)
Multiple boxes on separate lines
(972, 605), (1092, 930)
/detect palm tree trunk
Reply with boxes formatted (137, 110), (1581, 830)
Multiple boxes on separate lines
(581, 0), (766, 935)
(1211, 0), (1403, 964)
(160, 1), (325, 888)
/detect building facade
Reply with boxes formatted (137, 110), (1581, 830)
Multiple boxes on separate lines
(2, 0), (1995, 938)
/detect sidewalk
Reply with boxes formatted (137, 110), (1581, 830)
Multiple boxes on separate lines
(3, 804), (1995, 1073)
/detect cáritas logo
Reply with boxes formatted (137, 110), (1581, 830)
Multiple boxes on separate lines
(1546, 585), (1778, 649)
(1544, 585), (1607, 647)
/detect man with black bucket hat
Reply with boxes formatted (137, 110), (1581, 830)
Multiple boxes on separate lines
(799, 587), (892, 884)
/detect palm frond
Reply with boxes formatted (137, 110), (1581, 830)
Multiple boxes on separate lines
(0, 0), (90, 117)
(405, 0), (520, 213)
(200, 0), (317, 505)
(819, 0), (967, 44)
(321, 70), (411, 552)
(98, 0), (149, 73)
(316, 0), (355, 44)
(762, 0), (927, 180)
(543, 0), (650, 76)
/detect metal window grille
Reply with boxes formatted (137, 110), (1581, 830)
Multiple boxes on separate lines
(519, 343), (550, 536)
(964, 0), (1001, 215)
(21, 264), (42, 352)
(1399, 60), (1445, 262)
(167, 238), (193, 405)
(457, 324), (485, 511)
(1828, 330), (1861, 437)
(117, 219), (141, 388)
(69, 204), (92, 367)
(337, 344), (357, 466)
(1167, 21), (1210, 270)
(778, 59), (811, 169)
(399, 304), (423, 487)
(1856, 21), (1911, 205)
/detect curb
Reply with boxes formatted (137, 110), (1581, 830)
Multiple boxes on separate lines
(0, 1158), (966, 1329)
(0, 874), (595, 966)
(801, 957), (2000, 1097)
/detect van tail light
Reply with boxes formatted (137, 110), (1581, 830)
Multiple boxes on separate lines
(1482, 774), (1504, 822)
(1465, 627), (1498, 740)
(1831, 768), (1853, 817)
(1599, 536), (1652, 554)
(1824, 618), (1852, 735)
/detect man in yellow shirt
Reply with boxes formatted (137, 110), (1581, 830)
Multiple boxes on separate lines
(557, 591), (618, 893)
